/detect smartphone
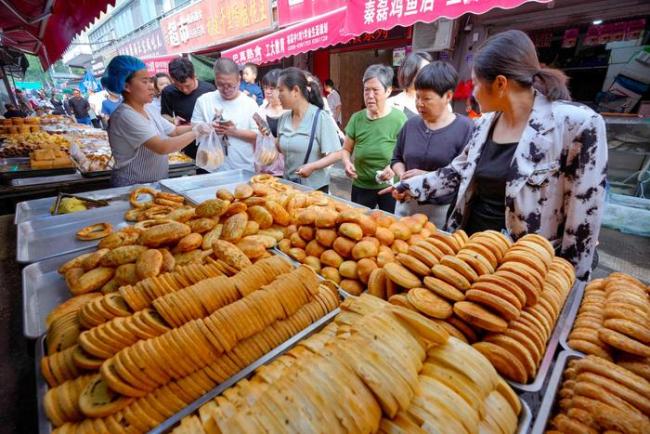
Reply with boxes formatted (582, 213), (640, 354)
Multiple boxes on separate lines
(253, 113), (271, 135)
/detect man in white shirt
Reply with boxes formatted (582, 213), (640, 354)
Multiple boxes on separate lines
(192, 58), (258, 171)
(324, 79), (342, 126)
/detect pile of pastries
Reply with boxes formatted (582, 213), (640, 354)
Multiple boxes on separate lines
(0, 131), (70, 158)
(30, 148), (74, 169)
(567, 272), (649, 380)
(548, 354), (650, 433)
(173, 294), (522, 434)
(0, 116), (41, 135)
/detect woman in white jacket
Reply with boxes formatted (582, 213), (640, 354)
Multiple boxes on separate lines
(382, 30), (607, 281)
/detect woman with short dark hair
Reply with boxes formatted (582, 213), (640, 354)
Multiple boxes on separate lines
(382, 61), (473, 228)
(388, 51), (433, 118)
(382, 30), (608, 280)
(342, 64), (407, 212)
(150, 72), (171, 113)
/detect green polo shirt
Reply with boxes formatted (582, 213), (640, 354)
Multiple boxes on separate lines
(345, 108), (407, 189)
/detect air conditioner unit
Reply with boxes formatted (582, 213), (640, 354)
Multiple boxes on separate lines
(412, 19), (456, 52)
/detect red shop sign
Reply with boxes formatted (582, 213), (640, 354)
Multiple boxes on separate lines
(277, 0), (346, 27)
(160, 0), (273, 55)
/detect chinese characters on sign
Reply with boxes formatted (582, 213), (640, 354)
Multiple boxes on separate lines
(160, 0), (272, 54)
(116, 26), (167, 58)
(222, 7), (349, 65)
(346, 0), (547, 35)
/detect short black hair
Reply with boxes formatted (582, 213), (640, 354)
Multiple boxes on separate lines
(324, 79), (335, 88)
(414, 61), (459, 96)
(261, 69), (282, 88)
(243, 63), (258, 76)
(168, 57), (195, 82)
(398, 52), (433, 89)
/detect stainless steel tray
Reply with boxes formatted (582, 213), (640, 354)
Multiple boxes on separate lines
(558, 282), (586, 353)
(23, 250), (94, 338)
(149, 307), (340, 433)
(507, 281), (582, 393)
(530, 350), (583, 434)
(159, 170), (255, 194)
(180, 178), (312, 206)
(14, 182), (161, 224)
(17, 209), (130, 263)
(150, 306), (532, 434)
(35, 336), (52, 434)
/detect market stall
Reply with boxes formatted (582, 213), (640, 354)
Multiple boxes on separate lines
(18, 170), (649, 433)
(0, 115), (196, 213)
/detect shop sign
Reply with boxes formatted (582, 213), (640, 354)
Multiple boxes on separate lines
(222, 7), (350, 65)
(160, 0), (273, 55)
(344, 0), (549, 36)
(277, 0), (346, 27)
(116, 26), (167, 59)
(142, 55), (180, 74)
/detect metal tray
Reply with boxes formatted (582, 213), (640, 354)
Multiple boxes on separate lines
(506, 281), (582, 393)
(149, 307), (340, 433)
(23, 250), (95, 338)
(530, 350), (583, 434)
(159, 170), (255, 194)
(14, 182), (161, 224)
(17, 208), (130, 263)
(35, 336), (52, 434)
(150, 306), (532, 434)
(558, 282), (586, 353)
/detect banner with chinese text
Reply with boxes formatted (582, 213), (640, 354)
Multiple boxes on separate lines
(277, 0), (346, 27)
(222, 7), (351, 65)
(160, 0), (273, 55)
(142, 55), (180, 74)
(116, 25), (167, 59)
(344, 0), (548, 36)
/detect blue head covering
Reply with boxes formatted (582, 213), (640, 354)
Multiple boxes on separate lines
(101, 55), (147, 94)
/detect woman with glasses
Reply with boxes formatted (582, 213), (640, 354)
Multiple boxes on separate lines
(101, 55), (212, 186)
(192, 58), (260, 171)
(257, 69), (286, 138)
(276, 67), (342, 192)
(342, 64), (407, 212)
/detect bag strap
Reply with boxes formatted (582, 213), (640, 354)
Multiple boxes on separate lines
(303, 108), (322, 165)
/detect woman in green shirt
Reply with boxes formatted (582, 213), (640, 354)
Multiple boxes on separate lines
(342, 64), (407, 212)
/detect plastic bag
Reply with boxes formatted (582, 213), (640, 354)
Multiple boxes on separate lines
(254, 134), (284, 176)
(196, 130), (225, 172)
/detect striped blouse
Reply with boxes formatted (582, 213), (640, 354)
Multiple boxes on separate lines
(108, 103), (174, 187)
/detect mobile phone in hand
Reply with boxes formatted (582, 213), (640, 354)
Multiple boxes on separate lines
(253, 113), (271, 136)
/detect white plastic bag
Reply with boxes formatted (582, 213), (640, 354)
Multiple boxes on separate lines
(254, 134), (279, 166)
(196, 130), (225, 172)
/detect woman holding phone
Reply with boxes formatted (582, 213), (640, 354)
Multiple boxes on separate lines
(276, 67), (341, 191)
(380, 30), (608, 280)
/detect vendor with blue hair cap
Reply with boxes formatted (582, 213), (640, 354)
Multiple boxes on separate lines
(102, 55), (212, 186)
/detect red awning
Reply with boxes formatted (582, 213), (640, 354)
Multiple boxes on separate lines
(343, 0), (550, 35)
(221, 7), (354, 66)
(0, 0), (115, 68)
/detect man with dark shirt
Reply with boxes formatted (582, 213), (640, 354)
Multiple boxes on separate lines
(65, 89), (92, 125)
(160, 57), (215, 159)
(3, 104), (27, 118)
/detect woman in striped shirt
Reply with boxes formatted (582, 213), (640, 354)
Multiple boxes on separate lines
(102, 55), (212, 187)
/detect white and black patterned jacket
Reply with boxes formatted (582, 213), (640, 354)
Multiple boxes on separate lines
(400, 92), (608, 281)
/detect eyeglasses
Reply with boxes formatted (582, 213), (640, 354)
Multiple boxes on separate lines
(216, 82), (239, 91)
